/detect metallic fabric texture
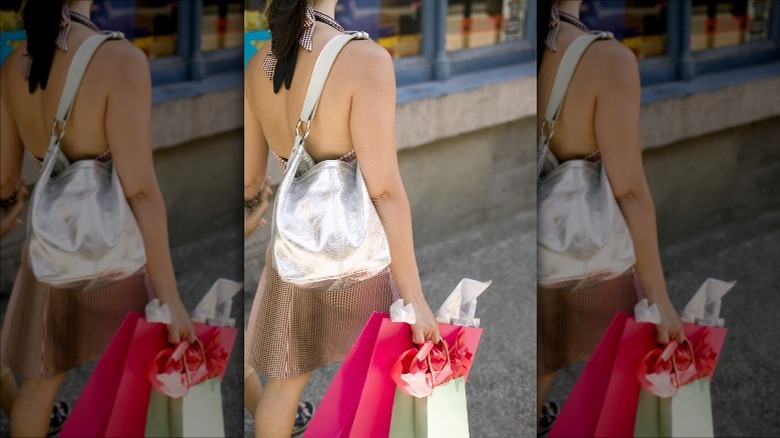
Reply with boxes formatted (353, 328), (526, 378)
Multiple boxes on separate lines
(26, 33), (146, 290)
(246, 247), (397, 380)
(537, 160), (635, 290)
(272, 146), (391, 291)
(271, 33), (391, 291)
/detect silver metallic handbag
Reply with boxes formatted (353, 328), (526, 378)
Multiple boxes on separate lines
(27, 32), (146, 290)
(271, 32), (391, 291)
(537, 32), (635, 290)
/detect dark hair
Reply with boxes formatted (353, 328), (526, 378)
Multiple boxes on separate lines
(538, 0), (553, 71)
(23, 0), (66, 93)
(266, 0), (307, 61)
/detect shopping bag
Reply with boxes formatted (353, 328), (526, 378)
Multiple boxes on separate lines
(144, 388), (173, 437)
(145, 377), (225, 437)
(634, 377), (714, 438)
(551, 312), (727, 437)
(61, 312), (169, 437)
(661, 377), (714, 437)
(634, 388), (662, 437)
(144, 325), (237, 437)
(389, 376), (470, 437)
(62, 314), (238, 437)
(634, 327), (724, 437)
(305, 312), (482, 438)
(549, 312), (657, 437)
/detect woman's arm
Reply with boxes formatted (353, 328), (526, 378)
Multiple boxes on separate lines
(593, 44), (684, 344)
(103, 43), (193, 344)
(0, 184), (26, 239)
(243, 74), (271, 240)
(349, 44), (440, 345)
(0, 80), (24, 204)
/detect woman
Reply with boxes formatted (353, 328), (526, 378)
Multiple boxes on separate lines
(244, 1), (440, 436)
(0, 1), (193, 436)
(536, 0), (684, 434)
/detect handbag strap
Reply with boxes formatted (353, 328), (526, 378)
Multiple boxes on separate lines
(49, 31), (124, 146)
(537, 31), (613, 177)
(294, 31), (369, 142)
(284, 31), (368, 174)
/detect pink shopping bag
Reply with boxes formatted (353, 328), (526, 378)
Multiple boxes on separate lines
(305, 312), (482, 438)
(549, 312), (727, 437)
(61, 312), (168, 437)
(61, 312), (238, 437)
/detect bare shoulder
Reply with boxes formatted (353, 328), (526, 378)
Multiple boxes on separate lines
(245, 41), (271, 83)
(0, 43), (27, 86)
(94, 39), (150, 86)
(339, 39), (394, 86)
(583, 39), (640, 88)
(342, 39), (392, 70)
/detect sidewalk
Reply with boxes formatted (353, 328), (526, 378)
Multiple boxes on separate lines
(545, 208), (780, 437)
(243, 210), (538, 437)
(0, 227), (245, 437)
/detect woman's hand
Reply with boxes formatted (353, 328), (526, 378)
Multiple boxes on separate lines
(410, 299), (441, 345)
(0, 183), (26, 239)
(244, 177), (273, 240)
(654, 298), (685, 344)
(164, 298), (196, 344)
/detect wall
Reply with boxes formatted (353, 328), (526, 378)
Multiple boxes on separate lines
(639, 63), (780, 246)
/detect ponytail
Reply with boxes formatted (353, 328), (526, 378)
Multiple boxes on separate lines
(23, 0), (66, 93)
(266, 0), (307, 61)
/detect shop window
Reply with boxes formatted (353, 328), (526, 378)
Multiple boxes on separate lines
(202, 0), (243, 51)
(446, 0), (526, 51)
(691, 0), (773, 51)
(92, 0), (179, 59)
(580, 0), (667, 59)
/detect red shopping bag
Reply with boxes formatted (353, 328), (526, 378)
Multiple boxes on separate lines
(61, 312), (238, 437)
(305, 312), (482, 438)
(61, 312), (167, 437)
(549, 312), (727, 437)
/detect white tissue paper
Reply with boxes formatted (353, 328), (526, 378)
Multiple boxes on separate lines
(390, 299), (416, 324)
(435, 278), (492, 328)
(145, 298), (172, 324)
(634, 298), (661, 324)
(680, 278), (735, 327)
(191, 278), (243, 327)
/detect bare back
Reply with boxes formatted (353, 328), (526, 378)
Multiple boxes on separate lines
(538, 25), (631, 162)
(1, 26), (134, 161)
(246, 23), (372, 161)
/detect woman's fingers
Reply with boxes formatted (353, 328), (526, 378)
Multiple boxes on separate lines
(412, 328), (425, 345)
(167, 327), (181, 344)
(184, 327), (197, 343)
(656, 326), (670, 344)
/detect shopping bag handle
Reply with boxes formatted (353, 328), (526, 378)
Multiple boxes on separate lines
(669, 338), (696, 384)
(425, 339), (451, 385)
(170, 338), (206, 383)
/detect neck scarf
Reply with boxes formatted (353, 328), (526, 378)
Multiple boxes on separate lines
(18, 5), (101, 81)
(262, 4), (345, 93)
(545, 3), (590, 51)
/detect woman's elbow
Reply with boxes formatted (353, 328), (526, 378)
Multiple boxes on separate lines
(124, 185), (161, 205)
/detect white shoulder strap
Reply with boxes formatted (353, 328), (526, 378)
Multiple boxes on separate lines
(538, 31), (613, 176)
(297, 31), (369, 131)
(53, 32), (124, 132)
